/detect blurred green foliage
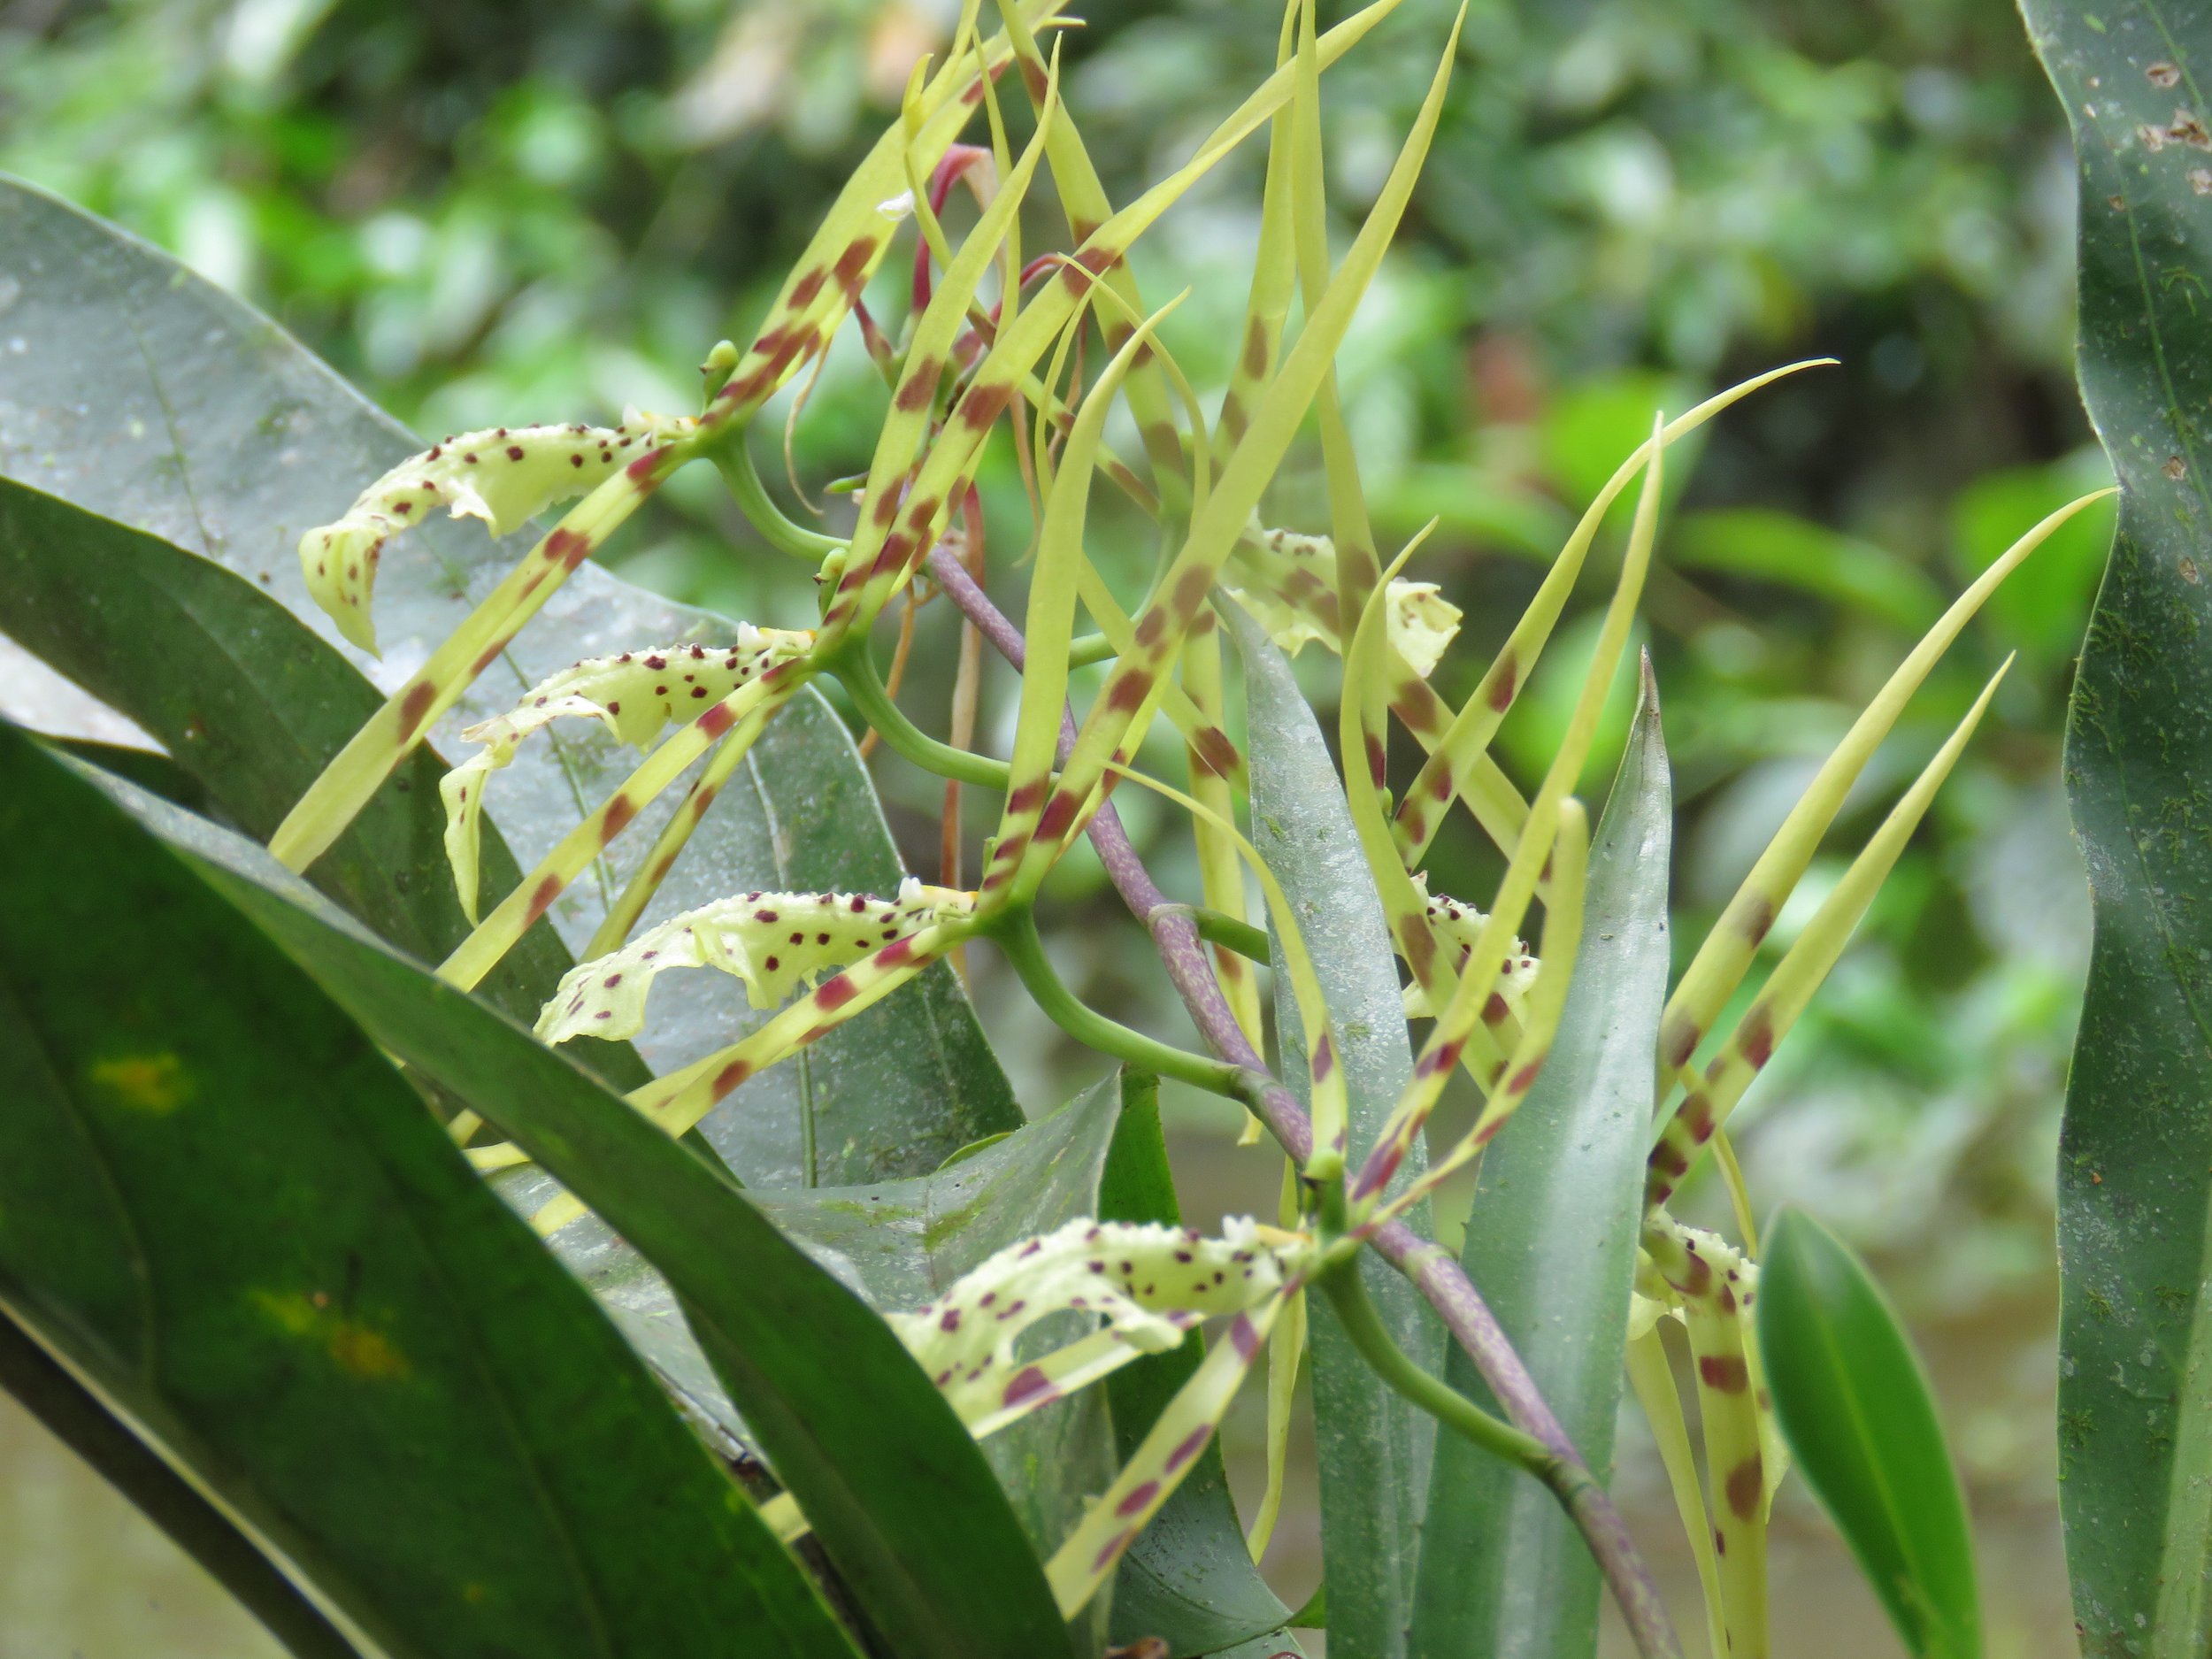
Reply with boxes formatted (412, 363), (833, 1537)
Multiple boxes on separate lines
(0, 0), (2103, 1431)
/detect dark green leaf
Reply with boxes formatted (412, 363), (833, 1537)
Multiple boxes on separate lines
(0, 173), (1018, 1185)
(1100, 1072), (1302, 1659)
(2018, 8), (2212, 1648)
(0, 475), (610, 1061)
(1229, 597), (1438, 1659)
(1759, 1208), (1980, 1659)
(63, 742), (1072, 1659)
(0, 721), (859, 1659)
(1410, 661), (1671, 1659)
(0, 1305), (357, 1659)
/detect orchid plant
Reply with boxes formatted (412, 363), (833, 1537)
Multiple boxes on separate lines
(0, 3), (2104, 1657)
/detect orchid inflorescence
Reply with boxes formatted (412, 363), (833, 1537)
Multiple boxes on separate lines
(263, 1), (2106, 1650)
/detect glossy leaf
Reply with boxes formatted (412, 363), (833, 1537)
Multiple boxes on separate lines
(59, 737), (1074, 1659)
(1233, 600), (1439, 1659)
(0, 473), (603, 1059)
(1099, 1072), (1303, 1659)
(1759, 1209), (1980, 1658)
(0, 1306), (357, 1659)
(2017, 8), (2212, 1650)
(0, 721), (859, 1659)
(1410, 663), (1672, 1659)
(0, 174), (1018, 1187)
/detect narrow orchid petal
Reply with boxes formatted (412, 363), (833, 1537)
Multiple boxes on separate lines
(1644, 1217), (1778, 1654)
(1213, 1), (1301, 459)
(439, 631), (813, 920)
(1357, 800), (1586, 1226)
(1391, 361), (1836, 866)
(535, 878), (973, 1044)
(299, 412), (698, 655)
(983, 294), (1186, 907)
(1338, 526), (1516, 1087)
(1019, 8), (1465, 902)
(1044, 1286), (1291, 1615)
(1647, 660), (2015, 1210)
(1627, 1328), (1729, 1659)
(269, 443), (693, 872)
(1247, 1279), (1305, 1561)
(437, 664), (812, 993)
(1652, 489), (2110, 1089)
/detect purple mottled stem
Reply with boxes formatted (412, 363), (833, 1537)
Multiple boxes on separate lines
(924, 544), (1683, 1659)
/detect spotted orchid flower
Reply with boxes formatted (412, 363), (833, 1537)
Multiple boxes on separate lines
(298, 410), (699, 655)
(534, 876), (974, 1044)
(1226, 519), (1463, 678)
(887, 1215), (1302, 1428)
(1399, 877), (1540, 1020)
(438, 629), (814, 920)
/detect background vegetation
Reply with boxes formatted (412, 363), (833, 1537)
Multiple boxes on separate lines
(0, 0), (2105, 1651)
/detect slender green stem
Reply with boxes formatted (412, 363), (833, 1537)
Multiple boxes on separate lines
(1069, 631), (1117, 668)
(1153, 902), (1270, 964)
(826, 644), (1010, 788)
(710, 442), (845, 563)
(988, 909), (1248, 1099)
(1317, 1255), (1557, 1475)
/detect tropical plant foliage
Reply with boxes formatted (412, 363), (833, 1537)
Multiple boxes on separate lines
(0, 0), (2186, 1656)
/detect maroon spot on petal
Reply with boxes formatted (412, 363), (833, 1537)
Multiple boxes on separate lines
(1105, 672), (1148, 712)
(526, 875), (564, 926)
(545, 527), (591, 567)
(1651, 1141), (1691, 1178)
(1310, 1033), (1335, 1081)
(895, 357), (941, 411)
(788, 265), (827, 308)
(1482, 992), (1510, 1025)
(505, 444), (525, 461)
(833, 235), (879, 292)
(879, 936), (917, 966)
(396, 681), (438, 741)
(1241, 315), (1270, 379)
(1715, 1528), (1727, 1556)
(471, 642), (505, 675)
(1002, 1365), (1056, 1408)
(957, 382), (1011, 431)
(1172, 564), (1212, 616)
(1661, 1015), (1701, 1071)
(1680, 1092), (1716, 1143)
(1091, 1529), (1134, 1573)
(1135, 608), (1167, 647)
(1699, 1355), (1748, 1394)
(626, 449), (663, 480)
(698, 703), (736, 738)
(872, 487), (902, 526)
(939, 1307), (961, 1333)
(1507, 1058), (1544, 1094)
(1725, 1454), (1763, 1521)
(1487, 653), (1518, 711)
(714, 1059), (752, 1096)
(1738, 893), (1776, 947)
(1739, 1007), (1775, 1070)
(815, 975), (857, 1012)
(603, 794), (636, 838)
(1034, 792), (1078, 843)
(1164, 1425), (1211, 1471)
(1116, 1480), (1161, 1517)
(1194, 726), (1239, 779)
(1229, 1313), (1263, 1360)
